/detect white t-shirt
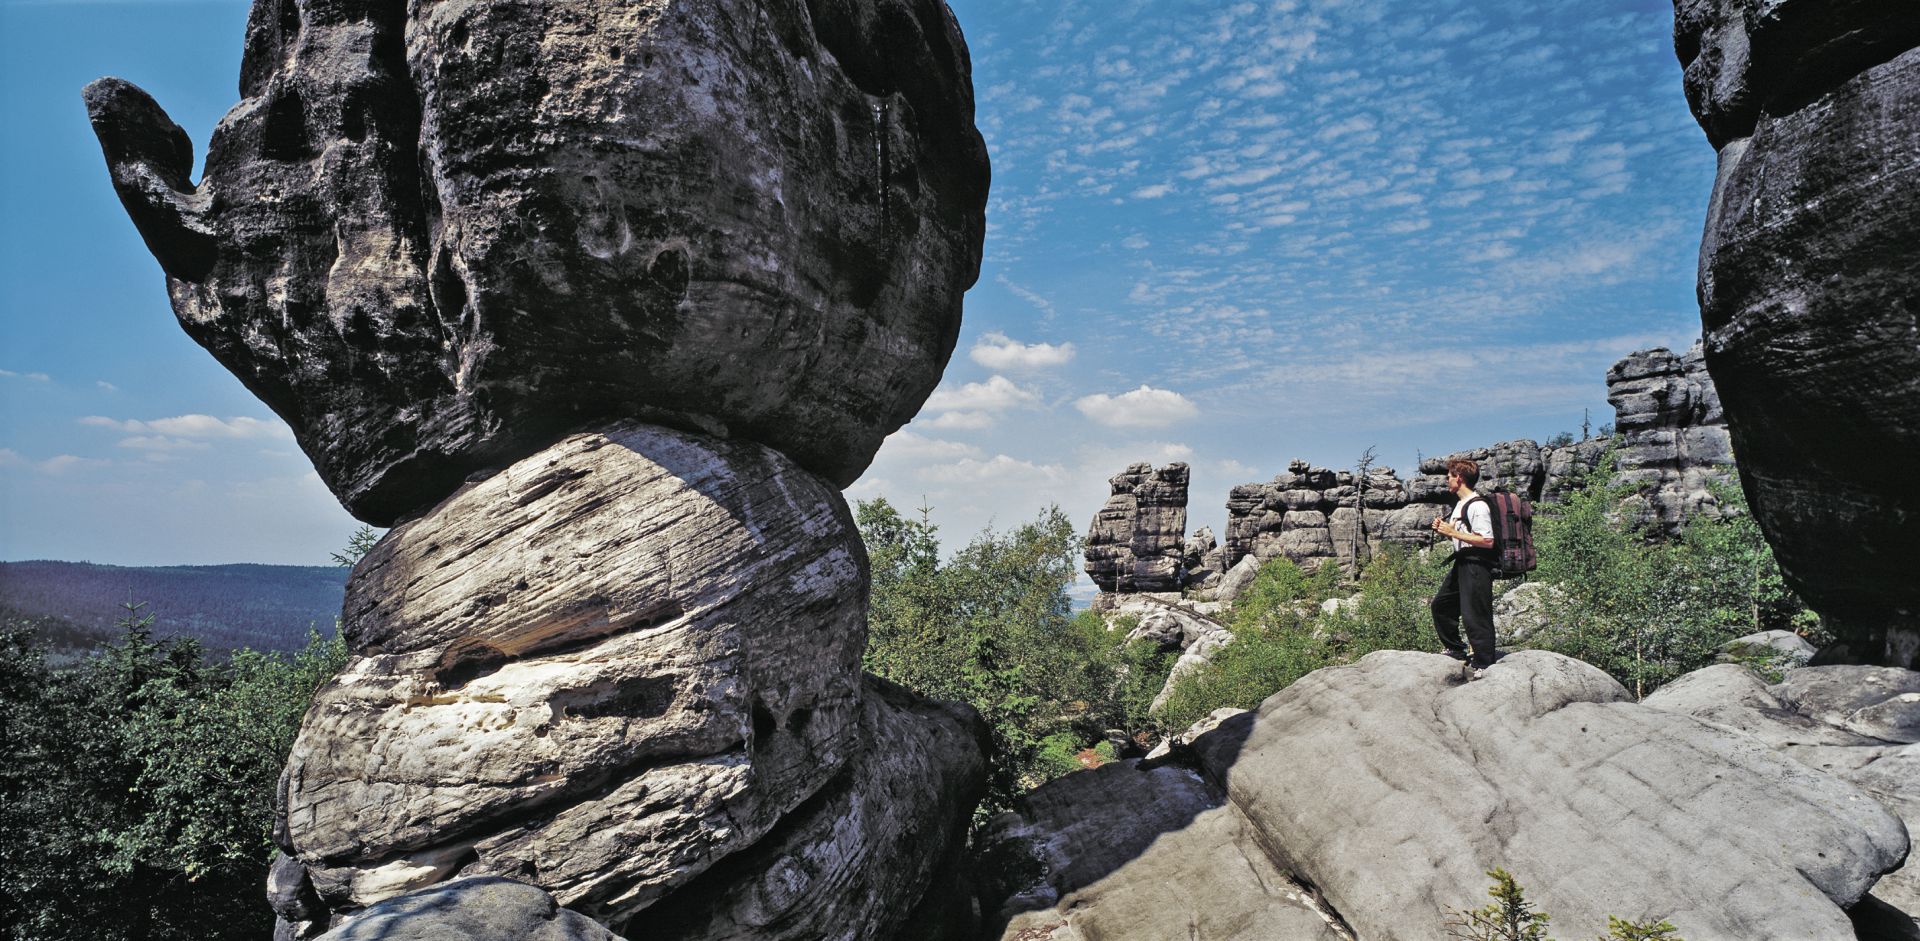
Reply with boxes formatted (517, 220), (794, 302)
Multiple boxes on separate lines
(1450, 496), (1493, 552)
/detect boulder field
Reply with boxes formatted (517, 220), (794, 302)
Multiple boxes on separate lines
(980, 651), (1917, 941)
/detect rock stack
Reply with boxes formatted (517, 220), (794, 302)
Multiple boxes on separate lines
(1676, 0), (1920, 668)
(1083, 463), (1194, 593)
(1211, 344), (1734, 576)
(86, 0), (992, 937)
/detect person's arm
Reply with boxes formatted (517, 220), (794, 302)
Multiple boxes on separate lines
(1430, 503), (1494, 548)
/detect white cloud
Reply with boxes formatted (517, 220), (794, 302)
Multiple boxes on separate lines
(970, 332), (1078, 371)
(1132, 182), (1175, 199)
(80, 414), (294, 440)
(921, 410), (997, 431)
(1, 370), (50, 382)
(37, 454), (110, 475)
(878, 431), (982, 461)
(1074, 385), (1201, 428)
(96, 381), (119, 393)
(922, 375), (1040, 414)
(0, 449), (22, 467)
(917, 454), (1068, 484)
(118, 436), (212, 452)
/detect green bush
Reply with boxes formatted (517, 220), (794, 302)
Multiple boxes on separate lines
(858, 498), (1138, 812)
(1444, 869), (1685, 941)
(1524, 456), (1809, 698)
(0, 603), (346, 941)
(1155, 558), (1338, 730)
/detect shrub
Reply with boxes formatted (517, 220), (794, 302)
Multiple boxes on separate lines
(0, 604), (346, 941)
(1444, 869), (1685, 941)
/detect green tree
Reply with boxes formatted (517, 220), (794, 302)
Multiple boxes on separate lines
(1526, 455), (1809, 697)
(1444, 868), (1553, 941)
(0, 600), (346, 941)
(858, 498), (1123, 812)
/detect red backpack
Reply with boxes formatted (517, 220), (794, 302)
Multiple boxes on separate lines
(1465, 492), (1536, 578)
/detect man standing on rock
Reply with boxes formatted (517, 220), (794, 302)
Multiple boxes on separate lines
(1431, 458), (1497, 678)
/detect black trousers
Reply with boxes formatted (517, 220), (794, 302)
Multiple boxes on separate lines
(1432, 557), (1495, 668)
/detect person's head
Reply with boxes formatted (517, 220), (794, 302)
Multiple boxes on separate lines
(1446, 458), (1480, 494)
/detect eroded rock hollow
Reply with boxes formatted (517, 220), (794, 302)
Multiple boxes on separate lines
(87, 0), (991, 937)
(1675, 0), (1920, 667)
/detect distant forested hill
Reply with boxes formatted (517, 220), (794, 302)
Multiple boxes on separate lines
(0, 561), (346, 653)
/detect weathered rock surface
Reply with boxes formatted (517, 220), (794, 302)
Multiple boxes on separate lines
(1605, 344), (1736, 533)
(1185, 650), (1909, 940)
(1677, 0), (1920, 667)
(1716, 628), (1816, 668)
(312, 877), (623, 941)
(619, 675), (987, 941)
(1199, 345), (1735, 575)
(1646, 664), (1920, 915)
(85, 0), (989, 524)
(976, 760), (1342, 941)
(271, 423), (983, 937)
(1083, 463), (1190, 593)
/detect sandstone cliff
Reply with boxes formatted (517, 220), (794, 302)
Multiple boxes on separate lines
(1676, 0), (1920, 668)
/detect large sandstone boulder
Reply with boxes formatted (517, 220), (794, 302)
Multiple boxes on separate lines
(1646, 663), (1920, 916)
(270, 423), (985, 938)
(1083, 463), (1190, 593)
(977, 760), (1343, 941)
(1606, 344), (1736, 534)
(1676, 0), (1920, 667)
(311, 877), (623, 941)
(278, 424), (868, 923)
(620, 675), (987, 941)
(1184, 650), (1908, 940)
(84, 0), (988, 524)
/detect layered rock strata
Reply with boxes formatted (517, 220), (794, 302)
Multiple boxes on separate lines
(1083, 463), (1191, 593)
(981, 651), (1913, 940)
(1215, 344), (1732, 573)
(1646, 663), (1920, 916)
(88, 0), (994, 936)
(1086, 345), (1735, 592)
(85, 0), (988, 524)
(264, 424), (986, 936)
(1676, 0), (1920, 667)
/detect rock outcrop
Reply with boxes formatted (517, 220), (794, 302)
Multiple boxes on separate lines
(85, 0), (989, 525)
(1606, 344), (1735, 534)
(1645, 664), (1920, 915)
(1083, 463), (1191, 593)
(1676, 0), (1920, 667)
(1214, 343), (1733, 574)
(981, 651), (1913, 940)
(88, 1), (993, 937)
(311, 877), (623, 941)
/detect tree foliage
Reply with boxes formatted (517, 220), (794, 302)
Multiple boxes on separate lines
(857, 498), (1157, 813)
(1525, 455), (1807, 697)
(0, 601), (345, 940)
(1444, 869), (1685, 941)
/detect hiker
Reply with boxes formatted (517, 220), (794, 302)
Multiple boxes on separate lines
(1431, 458), (1497, 677)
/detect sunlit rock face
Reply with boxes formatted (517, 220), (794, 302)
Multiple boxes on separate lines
(1675, 0), (1920, 667)
(83, 0), (988, 525)
(277, 424), (870, 925)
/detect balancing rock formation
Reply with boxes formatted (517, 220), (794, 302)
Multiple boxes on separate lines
(87, 0), (991, 937)
(85, 0), (988, 525)
(1675, 0), (1920, 668)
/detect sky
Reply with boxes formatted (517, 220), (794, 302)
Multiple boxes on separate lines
(0, 0), (1716, 577)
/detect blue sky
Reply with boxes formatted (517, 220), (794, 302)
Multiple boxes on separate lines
(0, 0), (1714, 569)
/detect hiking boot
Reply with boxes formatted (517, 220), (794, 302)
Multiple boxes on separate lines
(1469, 667), (1488, 682)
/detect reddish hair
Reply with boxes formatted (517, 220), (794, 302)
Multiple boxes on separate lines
(1447, 458), (1481, 489)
